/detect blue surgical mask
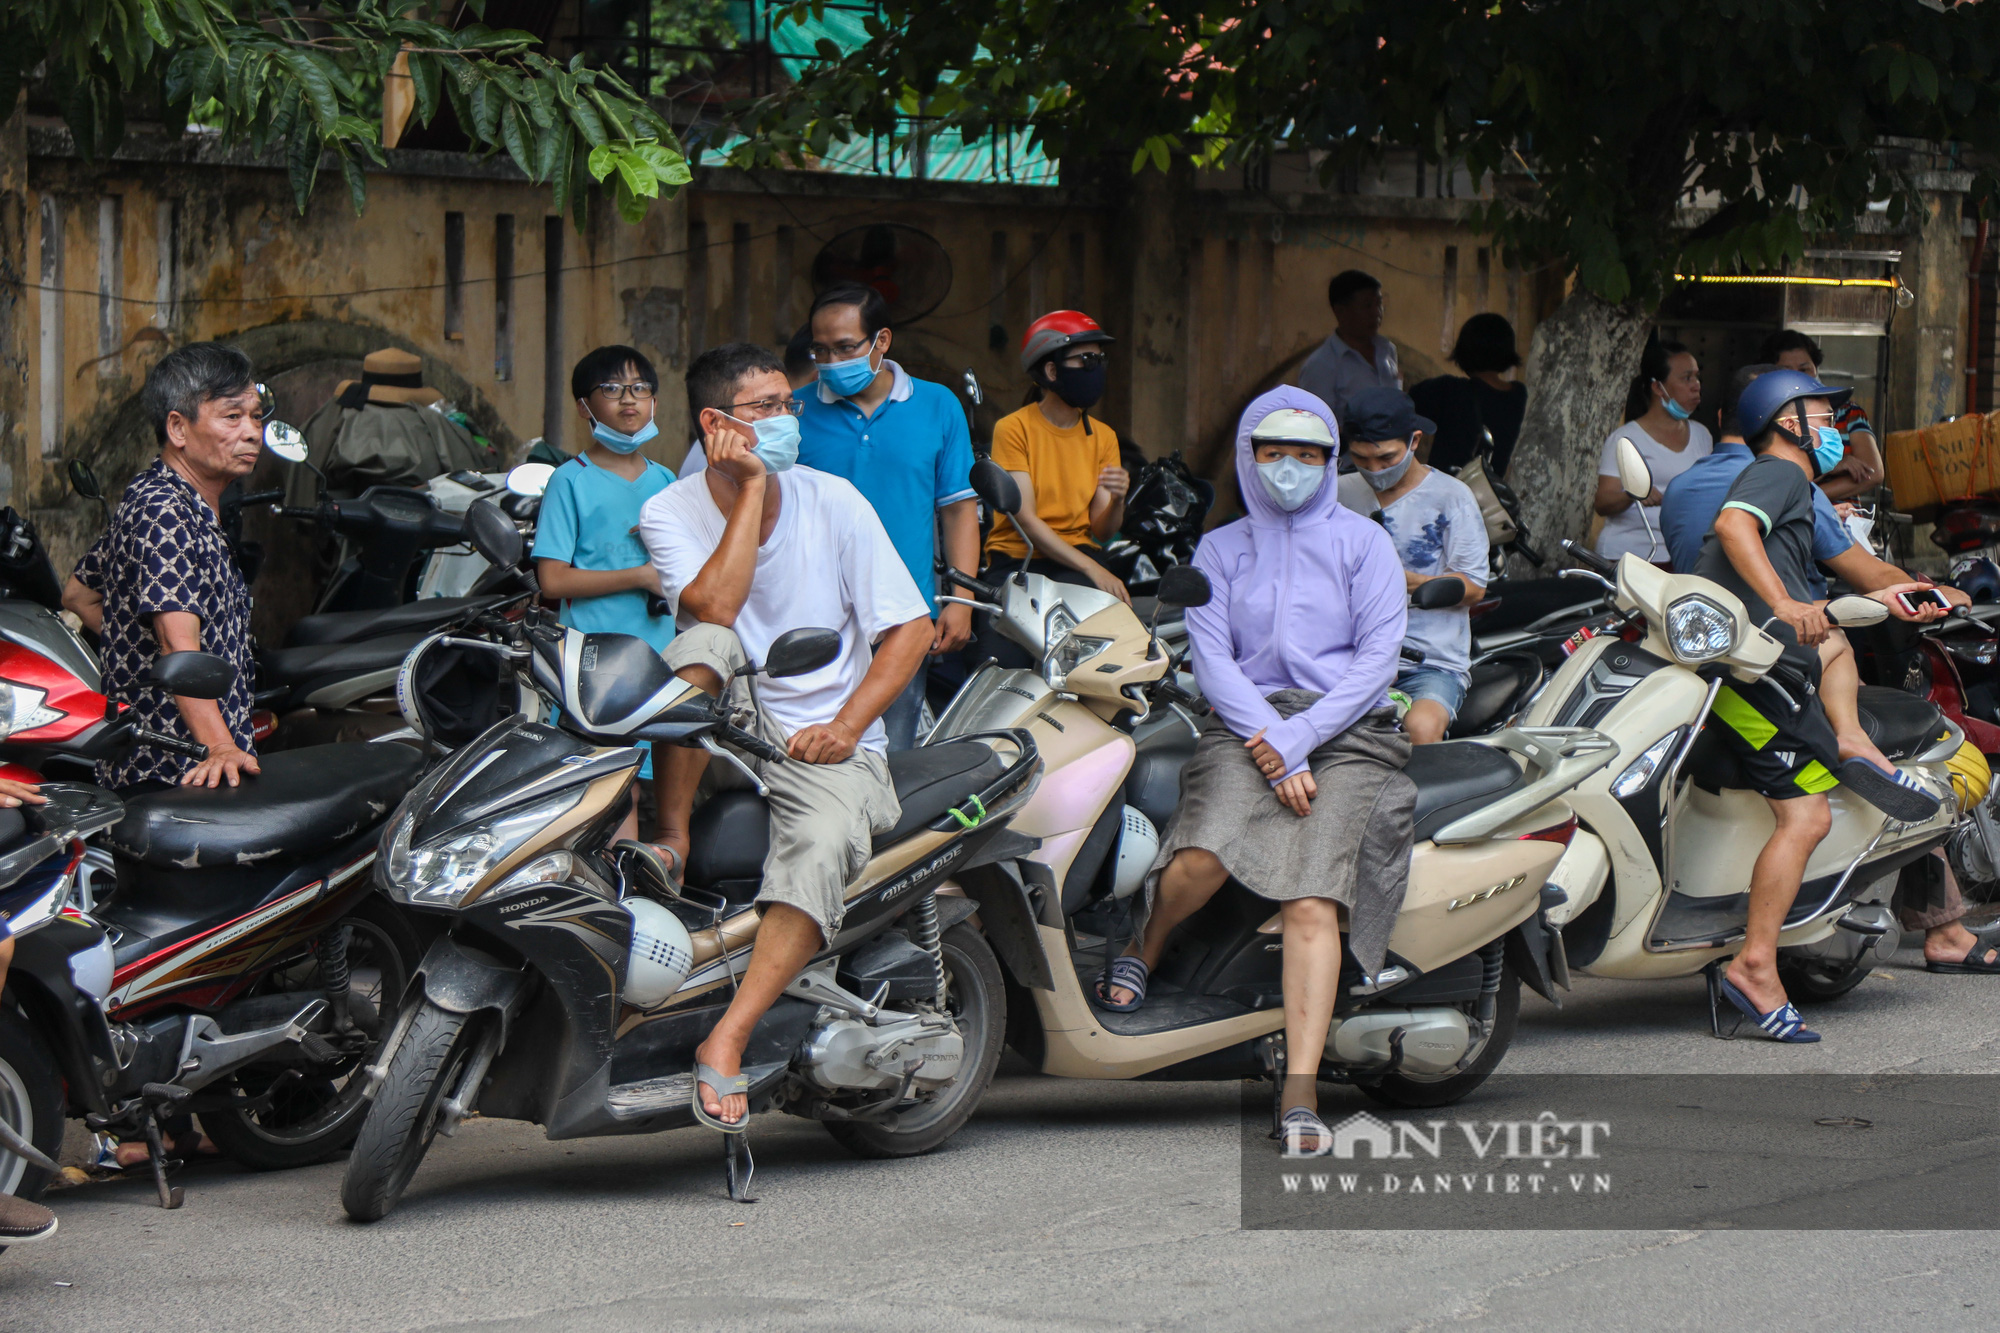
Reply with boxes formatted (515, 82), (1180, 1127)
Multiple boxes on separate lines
(1256, 456), (1326, 512)
(590, 417), (659, 454)
(1810, 424), (1844, 475)
(820, 338), (883, 397)
(726, 412), (801, 474)
(1658, 385), (1694, 422)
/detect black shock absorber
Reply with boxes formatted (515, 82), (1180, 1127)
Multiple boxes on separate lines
(321, 924), (353, 1032)
(910, 891), (947, 1004)
(1476, 937), (1505, 1026)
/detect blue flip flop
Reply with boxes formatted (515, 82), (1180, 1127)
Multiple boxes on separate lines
(1716, 974), (1821, 1043)
(1093, 955), (1149, 1013)
(1837, 759), (1942, 823)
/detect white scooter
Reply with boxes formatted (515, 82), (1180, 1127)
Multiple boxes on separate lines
(1526, 441), (1996, 1020)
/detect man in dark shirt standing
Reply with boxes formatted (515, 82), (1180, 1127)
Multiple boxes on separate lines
(63, 343), (263, 790)
(1691, 368), (1941, 1043)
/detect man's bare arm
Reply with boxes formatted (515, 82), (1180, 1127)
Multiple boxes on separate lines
(679, 421), (767, 628)
(154, 611), (260, 787)
(62, 575), (103, 635)
(788, 617), (934, 764)
(1715, 508), (1827, 645)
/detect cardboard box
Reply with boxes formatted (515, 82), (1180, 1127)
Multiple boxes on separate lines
(1884, 414), (2000, 517)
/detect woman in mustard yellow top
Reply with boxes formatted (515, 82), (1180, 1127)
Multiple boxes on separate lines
(981, 311), (1131, 616)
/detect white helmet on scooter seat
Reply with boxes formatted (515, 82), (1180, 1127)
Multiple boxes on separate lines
(622, 897), (694, 1009)
(1110, 806), (1160, 900)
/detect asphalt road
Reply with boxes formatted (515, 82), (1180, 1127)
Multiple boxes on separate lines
(5, 934), (1998, 1332)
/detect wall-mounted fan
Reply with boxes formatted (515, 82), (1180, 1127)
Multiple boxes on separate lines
(811, 223), (954, 326)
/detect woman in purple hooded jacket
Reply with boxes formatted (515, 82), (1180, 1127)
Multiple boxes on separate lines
(1096, 387), (1417, 1152)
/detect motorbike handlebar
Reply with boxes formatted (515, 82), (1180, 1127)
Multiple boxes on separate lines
(276, 505), (323, 523)
(132, 728), (209, 761)
(1560, 539), (1617, 578)
(1399, 645), (1427, 664)
(647, 595), (672, 618)
(722, 724), (785, 763)
(237, 489), (284, 507)
(941, 565), (1000, 600)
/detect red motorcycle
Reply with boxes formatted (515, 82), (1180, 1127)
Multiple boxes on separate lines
(0, 505), (428, 1207)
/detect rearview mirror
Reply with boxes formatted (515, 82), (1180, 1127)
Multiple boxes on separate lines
(1825, 594), (1890, 628)
(1614, 437), (1653, 501)
(465, 498), (523, 569)
(762, 627), (842, 679)
(1413, 577), (1466, 611)
(971, 458), (1020, 516)
(67, 459), (103, 503)
(256, 382), (277, 420)
(265, 420), (309, 463)
(1155, 564), (1212, 610)
(150, 651), (235, 700)
(962, 369), (984, 407)
(506, 462), (554, 498)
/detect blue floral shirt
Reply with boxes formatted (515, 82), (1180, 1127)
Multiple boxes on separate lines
(76, 459), (257, 789)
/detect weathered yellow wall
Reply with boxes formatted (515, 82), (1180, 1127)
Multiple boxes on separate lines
(14, 131), (1554, 601)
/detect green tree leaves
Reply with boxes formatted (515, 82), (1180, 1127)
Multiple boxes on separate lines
(737, 0), (2000, 313)
(3, 1), (689, 226)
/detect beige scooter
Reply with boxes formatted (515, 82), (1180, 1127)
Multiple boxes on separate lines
(1526, 440), (1994, 1015)
(922, 463), (1617, 1109)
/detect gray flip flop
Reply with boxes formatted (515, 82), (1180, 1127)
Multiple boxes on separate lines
(692, 1062), (750, 1134)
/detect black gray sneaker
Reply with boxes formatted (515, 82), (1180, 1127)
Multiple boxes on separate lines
(0, 1193), (57, 1245)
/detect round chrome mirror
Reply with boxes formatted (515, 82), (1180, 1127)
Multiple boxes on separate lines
(265, 420), (309, 463)
(506, 462), (555, 498)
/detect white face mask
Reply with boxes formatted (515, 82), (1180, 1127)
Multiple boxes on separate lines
(1256, 455), (1326, 512)
(1358, 447), (1414, 492)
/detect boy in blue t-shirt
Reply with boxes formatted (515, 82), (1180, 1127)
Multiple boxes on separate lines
(532, 345), (700, 869)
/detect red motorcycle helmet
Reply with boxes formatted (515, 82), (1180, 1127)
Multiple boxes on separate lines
(1020, 310), (1114, 373)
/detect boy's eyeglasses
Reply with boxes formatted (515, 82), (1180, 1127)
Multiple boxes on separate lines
(593, 382), (656, 400)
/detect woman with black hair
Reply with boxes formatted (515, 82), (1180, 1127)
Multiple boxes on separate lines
(1409, 313), (1529, 475)
(1594, 338), (1711, 564)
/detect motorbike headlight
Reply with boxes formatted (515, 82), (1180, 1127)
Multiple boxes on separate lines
(0, 679), (65, 739)
(384, 786), (583, 908)
(1663, 595), (1735, 663)
(1046, 632), (1114, 690)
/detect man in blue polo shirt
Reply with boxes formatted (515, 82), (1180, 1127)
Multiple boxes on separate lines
(796, 283), (978, 749)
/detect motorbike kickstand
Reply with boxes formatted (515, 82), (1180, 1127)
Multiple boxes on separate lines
(723, 1132), (758, 1204)
(1703, 961), (1743, 1041)
(141, 1110), (185, 1210)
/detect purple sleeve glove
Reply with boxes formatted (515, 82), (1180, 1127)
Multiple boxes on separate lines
(1185, 541), (1285, 744)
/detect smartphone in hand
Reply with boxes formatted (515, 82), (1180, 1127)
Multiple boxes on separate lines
(1896, 588), (1952, 616)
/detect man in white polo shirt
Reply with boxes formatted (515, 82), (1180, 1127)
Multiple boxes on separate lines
(639, 341), (933, 1132)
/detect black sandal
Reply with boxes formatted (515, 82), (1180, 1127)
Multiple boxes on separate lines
(1928, 941), (2000, 973)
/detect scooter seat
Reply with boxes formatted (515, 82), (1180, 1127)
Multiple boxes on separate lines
(1406, 741), (1528, 842)
(682, 741), (1005, 892)
(103, 743), (426, 869)
(1854, 686), (1950, 762)
(283, 595), (493, 648)
(260, 630), (430, 689)
(1447, 651), (1544, 739)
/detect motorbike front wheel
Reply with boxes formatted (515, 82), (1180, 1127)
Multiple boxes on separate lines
(339, 999), (479, 1222)
(0, 1005), (65, 1202)
(823, 922), (1005, 1159)
(1777, 953), (1875, 1003)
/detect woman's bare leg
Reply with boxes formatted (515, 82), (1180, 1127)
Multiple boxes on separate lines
(1279, 896), (1343, 1145)
(1105, 848), (1230, 1004)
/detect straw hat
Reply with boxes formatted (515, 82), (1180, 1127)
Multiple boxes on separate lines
(334, 348), (443, 407)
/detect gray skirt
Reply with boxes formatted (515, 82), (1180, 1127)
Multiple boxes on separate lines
(1141, 689), (1415, 977)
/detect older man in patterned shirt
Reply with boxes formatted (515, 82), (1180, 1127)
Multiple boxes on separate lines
(63, 343), (263, 790)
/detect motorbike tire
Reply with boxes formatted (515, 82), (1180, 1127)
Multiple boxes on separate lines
(340, 999), (479, 1222)
(0, 1005), (65, 1202)
(1359, 961), (1520, 1111)
(824, 923), (1005, 1160)
(202, 898), (422, 1172)
(1777, 954), (1875, 1004)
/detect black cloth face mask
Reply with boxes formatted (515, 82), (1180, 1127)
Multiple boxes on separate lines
(1048, 361), (1106, 410)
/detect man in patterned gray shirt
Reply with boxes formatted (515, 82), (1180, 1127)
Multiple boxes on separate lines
(64, 343), (263, 790)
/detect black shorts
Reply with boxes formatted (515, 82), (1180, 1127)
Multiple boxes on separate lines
(1708, 673), (1842, 801)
